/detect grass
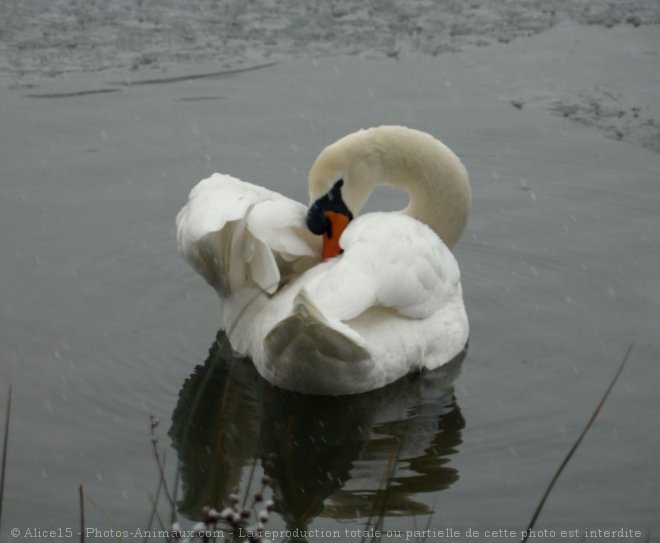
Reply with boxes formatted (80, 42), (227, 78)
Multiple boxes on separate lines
(0, 385), (12, 533)
(147, 392), (275, 543)
(79, 485), (85, 543)
(521, 343), (634, 541)
(148, 416), (176, 520)
(361, 437), (405, 543)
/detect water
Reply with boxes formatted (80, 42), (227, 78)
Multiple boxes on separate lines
(2, 23), (659, 542)
(170, 332), (465, 528)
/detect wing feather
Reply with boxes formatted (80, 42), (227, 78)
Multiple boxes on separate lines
(306, 213), (461, 322)
(176, 174), (320, 295)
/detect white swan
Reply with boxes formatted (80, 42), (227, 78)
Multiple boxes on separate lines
(176, 126), (471, 395)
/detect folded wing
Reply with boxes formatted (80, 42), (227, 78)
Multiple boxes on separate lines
(176, 174), (321, 295)
(301, 213), (461, 322)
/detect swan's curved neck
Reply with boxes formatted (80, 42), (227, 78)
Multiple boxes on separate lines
(338, 127), (471, 247)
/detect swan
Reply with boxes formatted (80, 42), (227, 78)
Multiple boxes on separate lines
(176, 126), (471, 395)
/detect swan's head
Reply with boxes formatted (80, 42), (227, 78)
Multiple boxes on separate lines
(306, 126), (471, 259)
(306, 130), (380, 261)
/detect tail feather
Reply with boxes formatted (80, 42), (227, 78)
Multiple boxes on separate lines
(264, 289), (369, 365)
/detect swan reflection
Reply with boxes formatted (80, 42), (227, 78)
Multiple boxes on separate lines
(169, 331), (466, 530)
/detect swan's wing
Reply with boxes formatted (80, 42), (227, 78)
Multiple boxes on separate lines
(302, 213), (462, 321)
(246, 200), (321, 261)
(260, 213), (465, 392)
(176, 173), (321, 295)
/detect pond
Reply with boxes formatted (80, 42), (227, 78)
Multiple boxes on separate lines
(1, 22), (659, 542)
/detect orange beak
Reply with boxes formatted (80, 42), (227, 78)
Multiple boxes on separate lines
(321, 211), (350, 261)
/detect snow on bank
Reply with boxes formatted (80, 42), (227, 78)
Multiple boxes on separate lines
(1, 0), (658, 78)
(1, 2), (658, 154)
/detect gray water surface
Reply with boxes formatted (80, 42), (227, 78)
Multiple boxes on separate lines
(1, 22), (659, 542)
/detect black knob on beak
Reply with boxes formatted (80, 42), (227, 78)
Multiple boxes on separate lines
(306, 202), (328, 235)
(306, 179), (351, 237)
